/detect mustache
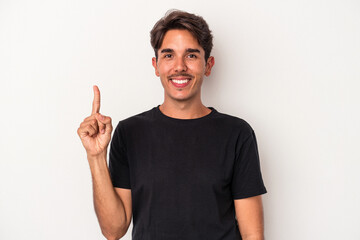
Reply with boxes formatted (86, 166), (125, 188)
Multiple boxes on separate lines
(168, 73), (194, 79)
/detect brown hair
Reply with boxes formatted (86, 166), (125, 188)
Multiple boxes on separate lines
(150, 10), (213, 62)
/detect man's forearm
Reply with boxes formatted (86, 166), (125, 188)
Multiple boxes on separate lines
(242, 234), (264, 240)
(88, 153), (127, 240)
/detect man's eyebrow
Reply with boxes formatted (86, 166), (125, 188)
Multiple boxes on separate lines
(160, 48), (174, 53)
(160, 48), (201, 54)
(186, 48), (201, 53)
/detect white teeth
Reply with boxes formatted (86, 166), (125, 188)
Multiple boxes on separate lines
(172, 79), (189, 84)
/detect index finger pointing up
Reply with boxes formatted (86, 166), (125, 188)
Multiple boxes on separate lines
(92, 85), (101, 115)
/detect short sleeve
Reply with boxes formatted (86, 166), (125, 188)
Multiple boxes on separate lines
(231, 129), (267, 199)
(108, 122), (131, 189)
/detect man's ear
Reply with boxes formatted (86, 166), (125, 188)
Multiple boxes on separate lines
(152, 57), (160, 77)
(205, 56), (215, 76)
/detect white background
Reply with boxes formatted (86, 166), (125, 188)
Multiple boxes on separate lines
(1, 0), (359, 239)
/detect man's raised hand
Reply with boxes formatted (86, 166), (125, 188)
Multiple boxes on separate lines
(77, 85), (113, 158)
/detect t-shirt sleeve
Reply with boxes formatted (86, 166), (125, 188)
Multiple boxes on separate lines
(108, 121), (131, 189)
(231, 128), (267, 199)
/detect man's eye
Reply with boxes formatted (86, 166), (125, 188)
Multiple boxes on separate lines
(164, 54), (172, 58)
(188, 54), (197, 58)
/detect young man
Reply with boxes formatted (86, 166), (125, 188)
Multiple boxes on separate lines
(77, 10), (267, 240)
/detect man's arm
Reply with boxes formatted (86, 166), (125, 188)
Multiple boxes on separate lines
(88, 154), (132, 240)
(234, 195), (264, 240)
(77, 86), (132, 240)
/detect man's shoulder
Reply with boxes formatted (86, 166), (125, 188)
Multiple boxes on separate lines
(123, 107), (156, 122)
(114, 106), (157, 130)
(213, 109), (255, 135)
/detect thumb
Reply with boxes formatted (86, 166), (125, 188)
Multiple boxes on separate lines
(95, 114), (112, 134)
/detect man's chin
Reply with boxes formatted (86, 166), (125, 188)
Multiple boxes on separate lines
(168, 93), (197, 103)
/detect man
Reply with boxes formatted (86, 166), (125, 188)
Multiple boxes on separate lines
(77, 10), (267, 240)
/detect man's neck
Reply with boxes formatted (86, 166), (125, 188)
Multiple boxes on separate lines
(159, 101), (211, 120)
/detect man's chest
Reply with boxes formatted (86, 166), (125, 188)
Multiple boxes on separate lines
(125, 125), (237, 196)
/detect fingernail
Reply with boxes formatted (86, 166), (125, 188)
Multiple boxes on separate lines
(101, 129), (105, 134)
(101, 115), (105, 120)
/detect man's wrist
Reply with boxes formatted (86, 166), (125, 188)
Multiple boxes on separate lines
(87, 151), (108, 170)
(87, 151), (107, 161)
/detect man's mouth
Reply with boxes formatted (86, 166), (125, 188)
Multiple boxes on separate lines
(171, 78), (190, 83)
(169, 75), (193, 88)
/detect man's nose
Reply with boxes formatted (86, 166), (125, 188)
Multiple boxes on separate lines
(174, 57), (187, 72)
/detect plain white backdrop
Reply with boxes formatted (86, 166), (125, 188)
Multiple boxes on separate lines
(1, 0), (359, 239)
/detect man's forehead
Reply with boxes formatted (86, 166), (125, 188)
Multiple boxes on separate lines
(159, 29), (204, 53)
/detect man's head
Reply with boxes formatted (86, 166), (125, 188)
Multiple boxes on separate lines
(150, 10), (213, 63)
(150, 10), (215, 104)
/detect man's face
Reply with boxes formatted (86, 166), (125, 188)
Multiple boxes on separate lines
(152, 29), (214, 103)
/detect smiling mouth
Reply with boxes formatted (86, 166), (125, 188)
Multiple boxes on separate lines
(168, 74), (194, 88)
(169, 78), (192, 88)
(171, 79), (190, 84)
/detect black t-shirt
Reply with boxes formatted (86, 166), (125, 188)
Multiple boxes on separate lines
(109, 105), (267, 240)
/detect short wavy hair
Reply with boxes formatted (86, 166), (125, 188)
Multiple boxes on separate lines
(150, 10), (213, 62)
